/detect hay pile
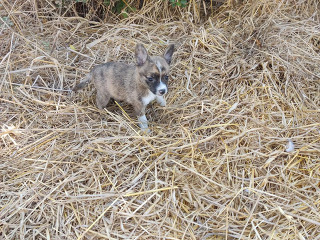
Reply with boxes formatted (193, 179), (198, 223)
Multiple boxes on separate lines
(1, 0), (320, 239)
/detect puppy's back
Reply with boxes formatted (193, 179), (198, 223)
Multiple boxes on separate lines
(92, 62), (137, 101)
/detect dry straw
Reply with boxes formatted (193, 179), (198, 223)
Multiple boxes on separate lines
(1, 0), (320, 239)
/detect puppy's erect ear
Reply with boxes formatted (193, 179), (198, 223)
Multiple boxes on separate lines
(135, 44), (148, 66)
(163, 44), (175, 65)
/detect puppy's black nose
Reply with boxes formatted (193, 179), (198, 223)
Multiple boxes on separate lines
(159, 89), (166, 95)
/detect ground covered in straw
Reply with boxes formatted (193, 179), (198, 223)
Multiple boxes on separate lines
(1, 1), (320, 239)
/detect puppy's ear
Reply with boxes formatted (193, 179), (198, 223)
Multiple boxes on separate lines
(135, 44), (148, 66)
(163, 44), (175, 65)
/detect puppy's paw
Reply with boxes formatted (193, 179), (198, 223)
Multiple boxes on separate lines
(156, 96), (166, 107)
(138, 115), (150, 133)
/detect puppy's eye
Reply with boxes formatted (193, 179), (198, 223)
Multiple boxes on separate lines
(164, 75), (169, 81)
(147, 77), (154, 82)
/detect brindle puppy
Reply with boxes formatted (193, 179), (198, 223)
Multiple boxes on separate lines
(73, 44), (175, 132)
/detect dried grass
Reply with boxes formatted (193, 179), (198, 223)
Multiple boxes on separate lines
(1, 0), (320, 239)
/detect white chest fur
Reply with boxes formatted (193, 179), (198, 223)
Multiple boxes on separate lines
(142, 91), (156, 106)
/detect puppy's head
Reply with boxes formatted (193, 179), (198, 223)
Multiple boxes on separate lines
(135, 44), (175, 96)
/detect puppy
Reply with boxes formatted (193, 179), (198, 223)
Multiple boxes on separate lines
(73, 43), (175, 132)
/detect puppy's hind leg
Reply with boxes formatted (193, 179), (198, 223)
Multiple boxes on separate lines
(96, 90), (111, 110)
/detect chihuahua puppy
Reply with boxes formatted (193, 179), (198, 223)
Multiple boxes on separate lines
(73, 43), (174, 132)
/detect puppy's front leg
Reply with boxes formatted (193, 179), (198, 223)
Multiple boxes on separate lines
(134, 103), (149, 132)
(156, 95), (166, 107)
(138, 114), (149, 131)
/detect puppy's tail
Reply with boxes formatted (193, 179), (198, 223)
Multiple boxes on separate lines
(73, 73), (92, 92)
